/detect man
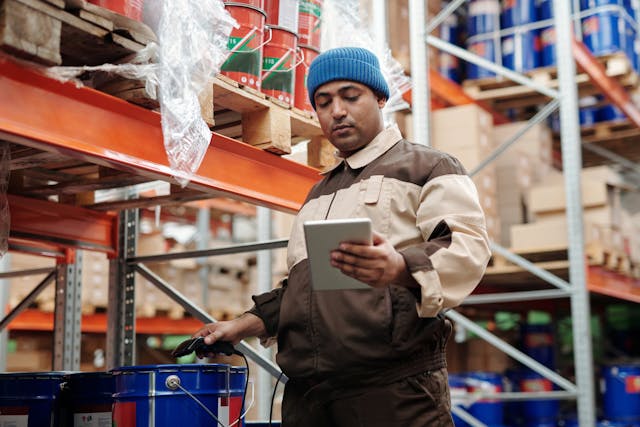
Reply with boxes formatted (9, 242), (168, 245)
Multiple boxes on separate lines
(193, 46), (490, 426)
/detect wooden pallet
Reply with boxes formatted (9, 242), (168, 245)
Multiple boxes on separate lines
(206, 74), (325, 156)
(485, 242), (634, 286)
(0, 0), (153, 66)
(552, 118), (640, 167)
(462, 53), (639, 112)
(8, 144), (217, 208)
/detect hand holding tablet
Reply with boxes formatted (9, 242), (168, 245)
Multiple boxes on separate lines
(303, 218), (373, 291)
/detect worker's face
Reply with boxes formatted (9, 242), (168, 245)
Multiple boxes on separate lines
(313, 81), (387, 157)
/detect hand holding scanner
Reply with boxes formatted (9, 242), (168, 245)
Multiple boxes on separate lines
(172, 337), (236, 357)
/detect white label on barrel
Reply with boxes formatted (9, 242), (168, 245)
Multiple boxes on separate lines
(0, 415), (28, 427)
(74, 412), (112, 427)
(469, 0), (500, 16)
(278, 0), (300, 33)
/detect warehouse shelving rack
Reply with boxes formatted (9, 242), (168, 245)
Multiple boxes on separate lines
(1, 0), (640, 423)
(408, 0), (640, 426)
(0, 47), (322, 383)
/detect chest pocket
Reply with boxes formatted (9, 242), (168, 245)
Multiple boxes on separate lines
(355, 175), (391, 236)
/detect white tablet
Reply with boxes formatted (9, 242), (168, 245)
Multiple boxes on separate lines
(303, 218), (373, 291)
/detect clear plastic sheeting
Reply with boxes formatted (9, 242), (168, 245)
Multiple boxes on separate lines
(0, 142), (9, 258)
(47, 0), (237, 187)
(156, 0), (236, 186)
(321, 0), (412, 114)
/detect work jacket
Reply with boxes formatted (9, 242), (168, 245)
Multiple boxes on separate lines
(249, 126), (491, 381)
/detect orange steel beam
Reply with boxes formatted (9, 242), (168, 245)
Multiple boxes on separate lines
(0, 56), (320, 214)
(587, 266), (640, 303)
(7, 309), (202, 334)
(572, 38), (640, 128)
(9, 195), (118, 255)
(402, 70), (511, 124)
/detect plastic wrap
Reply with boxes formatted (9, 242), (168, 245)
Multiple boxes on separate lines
(0, 142), (9, 258)
(156, 0), (236, 186)
(321, 0), (412, 115)
(47, 0), (237, 186)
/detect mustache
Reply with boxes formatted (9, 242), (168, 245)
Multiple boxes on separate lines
(331, 120), (355, 131)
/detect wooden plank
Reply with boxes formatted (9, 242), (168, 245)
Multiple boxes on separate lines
(462, 53), (638, 113)
(213, 75), (272, 113)
(242, 106), (292, 154)
(88, 190), (210, 210)
(0, 0), (62, 65)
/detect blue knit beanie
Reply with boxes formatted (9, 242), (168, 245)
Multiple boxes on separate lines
(306, 47), (390, 109)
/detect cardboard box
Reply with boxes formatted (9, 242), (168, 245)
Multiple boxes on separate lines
(510, 218), (618, 252)
(527, 179), (609, 215)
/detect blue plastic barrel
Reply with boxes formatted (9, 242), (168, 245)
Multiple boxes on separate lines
(602, 363), (640, 422)
(439, 13), (462, 82)
(521, 323), (556, 369)
(502, 29), (540, 72)
(598, 102), (626, 121)
(581, 0), (625, 9)
(112, 364), (247, 427)
(0, 372), (68, 427)
(579, 96), (600, 126)
(66, 371), (114, 427)
(519, 370), (560, 423)
(582, 10), (624, 56)
(501, 0), (538, 28)
(449, 373), (470, 427)
(540, 26), (556, 66)
(624, 21), (637, 69)
(468, 0), (501, 35)
(537, 0), (553, 19)
(466, 35), (497, 79)
(466, 372), (504, 426)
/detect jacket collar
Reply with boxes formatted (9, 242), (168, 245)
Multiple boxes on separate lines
(321, 125), (403, 174)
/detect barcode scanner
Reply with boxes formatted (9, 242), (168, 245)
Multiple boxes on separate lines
(172, 337), (237, 357)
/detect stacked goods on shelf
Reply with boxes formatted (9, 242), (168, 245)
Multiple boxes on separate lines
(511, 166), (640, 273)
(492, 120), (554, 247)
(581, 0), (639, 73)
(500, 0), (540, 73)
(462, 0), (640, 86)
(432, 104), (501, 242)
(135, 234), (255, 319)
(7, 253), (56, 311)
(7, 251), (110, 314)
(466, 0), (500, 79)
(221, 2), (268, 91)
(438, 9), (463, 83)
(385, 0), (443, 72)
(221, 0), (321, 107)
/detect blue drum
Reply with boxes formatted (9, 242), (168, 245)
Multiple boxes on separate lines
(582, 10), (625, 56)
(521, 323), (556, 369)
(519, 370), (560, 424)
(468, 0), (501, 35)
(439, 13), (462, 82)
(602, 363), (640, 422)
(502, 29), (540, 72)
(112, 364), (247, 427)
(466, 372), (504, 426)
(581, 0), (624, 9)
(466, 34), (498, 79)
(540, 26), (556, 66)
(66, 372), (115, 427)
(0, 372), (69, 427)
(449, 373), (470, 427)
(579, 96), (600, 126)
(501, 0), (538, 28)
